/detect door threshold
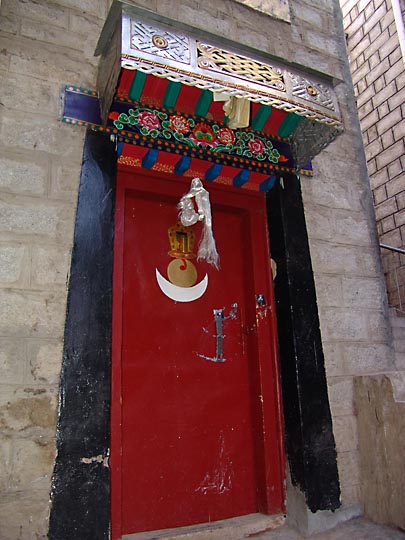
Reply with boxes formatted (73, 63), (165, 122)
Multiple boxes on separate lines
(122, 513), (285, 540)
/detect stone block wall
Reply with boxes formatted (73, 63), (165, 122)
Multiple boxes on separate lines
(340, 0), (405, 314)
(0, 1), (110, 537)
(301, 82), (397, 505)
(0, 0), (398, 537)
(355, 374), (405, 529)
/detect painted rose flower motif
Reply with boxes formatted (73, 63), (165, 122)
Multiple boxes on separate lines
(192, 123), (216, 144)
(138, 111), (160, 130)
(169, 115), (190, 134)
(248, 138), (266, 155)
(217, 127), (236, 145)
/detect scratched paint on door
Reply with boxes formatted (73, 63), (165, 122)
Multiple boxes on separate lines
(196, 432), (234, 495)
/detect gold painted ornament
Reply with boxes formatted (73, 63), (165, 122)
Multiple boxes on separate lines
(155, 178), (218, 302)
(167, 258), (197, 287)
(167, 221), (198, 287)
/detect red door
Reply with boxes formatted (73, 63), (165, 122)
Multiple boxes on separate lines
(111, 168), (285, 538)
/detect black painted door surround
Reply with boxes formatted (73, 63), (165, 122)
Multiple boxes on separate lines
(48, 129), (340, 540)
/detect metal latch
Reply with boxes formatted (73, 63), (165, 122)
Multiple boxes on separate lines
(199, 303), (238, 363)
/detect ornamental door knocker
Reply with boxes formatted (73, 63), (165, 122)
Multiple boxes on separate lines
(155, 178), (219, 302)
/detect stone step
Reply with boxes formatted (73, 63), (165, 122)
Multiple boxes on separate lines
(122, 517), (405, 540)
(122, 514), (286, 540)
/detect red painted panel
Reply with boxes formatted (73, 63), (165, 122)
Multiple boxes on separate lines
(174, 84), (202, 116)
(265, 108), (287, 135)
(111, 171), (285, 538)
(250, 102), (262, 123)
(140, 75), (168, 108)
(117, 69), (135, 98)
(206, 98), (227, 122)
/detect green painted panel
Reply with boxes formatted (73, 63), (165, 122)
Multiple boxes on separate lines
(278, 113), (301, 138)
(128, 71), (147, 102)
(195, 90), (213, 117)
(251, 105), (272, 132)
(163, 81), (182, 109)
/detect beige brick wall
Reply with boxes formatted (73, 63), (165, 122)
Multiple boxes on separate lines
(341, 0), (405, 314)
(0, 0), (397, 536)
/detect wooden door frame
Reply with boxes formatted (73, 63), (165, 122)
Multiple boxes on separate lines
(110, 165), (286, 539)
(48, 130), (340, 540)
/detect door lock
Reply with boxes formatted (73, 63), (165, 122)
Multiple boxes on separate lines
(256, 294), (266, 307)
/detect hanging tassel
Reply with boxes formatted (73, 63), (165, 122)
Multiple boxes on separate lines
(177, 178), (220, 269)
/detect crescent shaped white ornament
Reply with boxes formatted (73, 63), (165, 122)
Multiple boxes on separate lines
(155, 268), (208, 302)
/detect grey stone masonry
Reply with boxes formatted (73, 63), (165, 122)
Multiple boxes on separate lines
(340, 0), (405, 315)
(0, 1), (111, 538)
(390, 308), (405, 368)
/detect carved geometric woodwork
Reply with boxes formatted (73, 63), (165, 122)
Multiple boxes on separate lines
(95, 3), (343, 166)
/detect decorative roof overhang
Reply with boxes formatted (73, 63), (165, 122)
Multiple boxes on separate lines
(60, 2), (344, 192)
(94, 2), (343, 168)
(62, 84), (310, 191)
